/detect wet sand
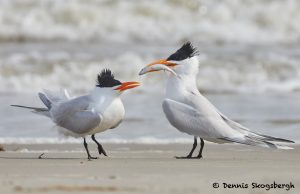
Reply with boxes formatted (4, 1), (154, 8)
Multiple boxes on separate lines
(0, 143), (299, 194)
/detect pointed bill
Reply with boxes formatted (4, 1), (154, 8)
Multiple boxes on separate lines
(114, 82), (140, 91)
(139, 64), (178, 77)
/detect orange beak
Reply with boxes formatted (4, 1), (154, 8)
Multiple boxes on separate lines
(139, 59), (177, 75)
(146, 59), (177, 70)
(114, 82), (140, 91)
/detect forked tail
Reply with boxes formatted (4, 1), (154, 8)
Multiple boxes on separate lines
(11, 92), (52, 117)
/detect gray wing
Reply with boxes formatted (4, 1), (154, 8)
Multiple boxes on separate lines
(218, 111), (294, 143)
(36, 89), (71, 111)
(50, 96), (101, 134)
(162, 98), (231, 138)
(43, 89), (70, 102)
(163, 98), (294, 148)
(188, 93), (294, 144)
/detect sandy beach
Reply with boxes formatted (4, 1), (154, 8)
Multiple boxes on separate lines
(0, 143), (299, 194)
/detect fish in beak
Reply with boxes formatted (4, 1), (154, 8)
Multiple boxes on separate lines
(139, 59), (178, 77)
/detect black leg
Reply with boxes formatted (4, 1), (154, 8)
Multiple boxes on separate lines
(196, 138), (204, 159)
(91, 134), (107, 156)
(83, 137), (98, 160)
(176, 136), (197, 159)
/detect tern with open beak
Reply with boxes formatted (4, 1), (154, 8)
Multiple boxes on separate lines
(12, 69), (140, 160)
(139, 42), (294, 159)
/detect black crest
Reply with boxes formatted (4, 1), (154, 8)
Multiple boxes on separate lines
(167, 42), (198, 61)
(96, 69), (121, 87)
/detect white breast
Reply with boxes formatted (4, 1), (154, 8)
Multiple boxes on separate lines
(88, 98), (125, 135)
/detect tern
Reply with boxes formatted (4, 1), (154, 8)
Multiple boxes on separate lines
(139, 42), (294, 159)
(12, 69), (140, 160)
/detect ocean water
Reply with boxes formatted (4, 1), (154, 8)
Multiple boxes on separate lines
(0, 0), (300, 44)
(0, 0), (300, 144)
(1, 91), (300, 144)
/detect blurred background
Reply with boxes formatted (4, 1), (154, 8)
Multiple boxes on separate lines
(0, 0), (300, 144)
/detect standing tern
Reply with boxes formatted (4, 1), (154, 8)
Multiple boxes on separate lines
(12, 69), (140, 160)
(139, 42), (294, 159)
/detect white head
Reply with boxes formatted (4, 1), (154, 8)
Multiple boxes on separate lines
(139, 42), (199, 77)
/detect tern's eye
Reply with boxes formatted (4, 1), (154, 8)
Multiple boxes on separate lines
(114, 80), (122, 87)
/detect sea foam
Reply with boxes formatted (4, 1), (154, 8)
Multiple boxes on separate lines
(0, 0), (299, 44)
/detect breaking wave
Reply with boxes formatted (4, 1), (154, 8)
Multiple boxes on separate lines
(0, 48), (300, 94)
(0, 0), (299, 44)
(0, 0), (300, 94)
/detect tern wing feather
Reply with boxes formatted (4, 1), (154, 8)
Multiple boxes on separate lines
(220, 136), (293, 149)
(218, 111), (294, 143)
(38, 93), (52, 109)
(162, 98), (231, 138)
(187, 93), (294, 144)
(56, 111), (101, 134)
(43, 89), (71, 103)
(163, 98), (294, 149)
(51, 96), (101, 134)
